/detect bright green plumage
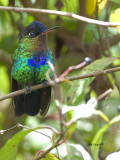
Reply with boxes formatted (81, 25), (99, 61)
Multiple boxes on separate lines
(11, 48), (54, 85)
(11, 20), (55, 117)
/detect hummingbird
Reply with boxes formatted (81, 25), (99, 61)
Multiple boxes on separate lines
(11, 20), (58, 117)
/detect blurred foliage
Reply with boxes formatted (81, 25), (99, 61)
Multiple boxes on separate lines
(0, 0), (120, 160)
(111, 8), (120, 33)
(0, 66), (9, 93)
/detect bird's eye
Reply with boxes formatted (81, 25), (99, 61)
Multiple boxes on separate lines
(28, 32), (36, 38)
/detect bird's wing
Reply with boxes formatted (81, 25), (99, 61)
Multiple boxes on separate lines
(11, 78), (25, 116)
(11, 77), (19, 108)
(39, 86), (51, 117)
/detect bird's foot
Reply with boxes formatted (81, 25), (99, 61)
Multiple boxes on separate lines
(43, 81), (48, 87)
(25, 86), (32, 94)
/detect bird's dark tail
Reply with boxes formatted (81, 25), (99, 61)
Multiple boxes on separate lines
(13, 87), (51, 116)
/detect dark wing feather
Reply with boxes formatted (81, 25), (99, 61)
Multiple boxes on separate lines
(39, 86), (51, 117)
(23, 86), (51, 116)
(23, 89), (42, 116)
(11, 78), (24, 116)
(11, 78), (18, 105)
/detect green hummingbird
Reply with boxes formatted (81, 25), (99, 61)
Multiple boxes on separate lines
(11, 20), (58, 117)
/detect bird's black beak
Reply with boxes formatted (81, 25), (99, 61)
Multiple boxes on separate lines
(41, 26), (60, 35)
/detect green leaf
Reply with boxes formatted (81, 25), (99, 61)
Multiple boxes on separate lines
(64, 57), (115, 105)
(67, 123), (77, 137)
(91, 115), (120, 160)
(40, 152), (61, 160)
(110, 8), (120, 33)
(95, 110), (109, 122)
(0, 126), (42, 160)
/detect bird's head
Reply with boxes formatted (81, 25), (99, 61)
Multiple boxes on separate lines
(19, 20), (59, 52)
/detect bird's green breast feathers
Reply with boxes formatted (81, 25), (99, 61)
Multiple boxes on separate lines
(11, 46), (54, 86)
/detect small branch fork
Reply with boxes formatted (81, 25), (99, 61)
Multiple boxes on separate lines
(0, 6), (120, 27)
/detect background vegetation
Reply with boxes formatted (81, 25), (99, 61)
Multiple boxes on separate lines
(0, 0), (120, 160)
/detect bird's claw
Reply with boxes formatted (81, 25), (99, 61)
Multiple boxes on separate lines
(25, 86), (32, 94)
(43, 81), (48, 87)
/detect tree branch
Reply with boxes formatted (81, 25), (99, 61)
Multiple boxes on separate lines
(0, 6), (120, 27)
(0, 66), (120, 102)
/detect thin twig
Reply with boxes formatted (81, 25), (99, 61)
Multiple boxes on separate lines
(97, 88), (112, 101)
(0, 6), (120, 27)
(89, 88), (113, 107)
(0, 123), (54, 140)
(0, 123), (61, 140)
(59, 57), (92, 78)
(47, 61), (64, 135)
(41, 126), (60, 135)
(0, 123), (20, 134)
(18, 124), (52, 140)
(0, 66), (120, 102)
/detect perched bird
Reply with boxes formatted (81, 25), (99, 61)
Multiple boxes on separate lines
(11, 20), (58, 117)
